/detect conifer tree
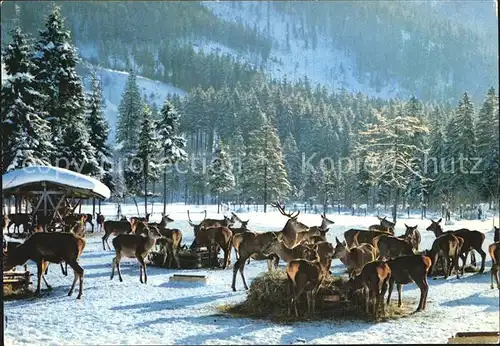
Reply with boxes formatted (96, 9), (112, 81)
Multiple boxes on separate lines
(208, 140), (235, 213)
(117, 69), (143, 154)
(1, 24), (52, 173)
(283, 132), (302, 198)
(242, 115), (291, 212)
(86, 70), (113, 189)
(157, 99), (187, 214)
(32, 5), (92, 171)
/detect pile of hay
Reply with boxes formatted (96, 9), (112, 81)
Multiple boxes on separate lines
(3, 284), (33, 301)
(219, 269), (414, 323)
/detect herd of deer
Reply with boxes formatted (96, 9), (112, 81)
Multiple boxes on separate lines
(2, 203), (500, 321)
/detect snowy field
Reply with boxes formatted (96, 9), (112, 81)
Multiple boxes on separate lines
(4, 203), (500, 345)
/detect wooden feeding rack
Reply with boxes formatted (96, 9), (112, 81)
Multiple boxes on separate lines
(448, 331), (499, 344)
(149, 247), (222, 269)
(3, 270), (32, 294)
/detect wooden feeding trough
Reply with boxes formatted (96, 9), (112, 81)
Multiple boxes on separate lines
(149, 246), (222, 269)
(448, 331), (499, 344)
(3, 270), (32, 295)
(169, 274), (208, 284)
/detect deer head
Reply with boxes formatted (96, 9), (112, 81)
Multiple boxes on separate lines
(320, 213), (335, 230)
(161, 214), (174, 224)
(333, 236), (348, 259)
(378, 215), (395, 230)
(426, 218), (442, 235)
(404, 224), (418, 236)
(187, 210), (206, 235)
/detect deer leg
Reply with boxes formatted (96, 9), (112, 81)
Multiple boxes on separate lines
(67, 261), (84, 299)
(110, 256), (116, 280)
(102, 235), (108, 251)
(415, 278), (429, 311)
(470, 250), (477, 267)
(476, 247), (486, 273)
(41, 261), (52, 290)
(35, 261), (44, 295)
(386, 278), (395, 306)
(380, 279), (389, 316)
(138, 256), (147, 284)
(397, 283), (403, 307)
(115, 253), (123, 282)
(494, 265), (500, 289)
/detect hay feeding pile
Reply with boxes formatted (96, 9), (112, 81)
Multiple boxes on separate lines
(220, 269), (414, 323)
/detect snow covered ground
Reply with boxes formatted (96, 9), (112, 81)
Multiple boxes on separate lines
(4, 203), (499, 345)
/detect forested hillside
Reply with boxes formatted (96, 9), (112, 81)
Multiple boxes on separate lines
(1, 2), (498, 219)
(1, 1), (497, 103)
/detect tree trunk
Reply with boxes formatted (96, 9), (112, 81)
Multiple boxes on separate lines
(264, 165), (268, 213)
(217, 192), (220, 214)
(132, 197), (140, 215)
(393, 187), (399, 224)
(144, 172), (148, 217)
(163, 164), (167, 215)
(152, 180), (155, 215)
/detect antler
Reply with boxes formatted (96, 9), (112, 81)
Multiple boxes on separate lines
(271, 201), (300, 219)
(187, 210), (196, 227)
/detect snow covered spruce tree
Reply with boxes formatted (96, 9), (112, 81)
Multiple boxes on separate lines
(208, 140), (235, 213)
(446, 92), (477, 203)
(227, 127), (246, 204)
(476, 87), (499, 207)
(86, 70), (114, 190)
(125, 103), (161, 216)
(242, 114), (291, 212)
(1, 25), (52, 173)
(157, 99), (187, 215)
(282, 132), (302, 199)
(117, 69), (143, 155)
(356, 105), (429, 222)
(32, 5), (97, 173)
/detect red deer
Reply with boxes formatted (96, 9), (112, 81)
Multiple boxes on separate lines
(3, 232), (86, 299)
(131, 213), (151, 223)
(229, 216), (251, 262)
(192, 226), (233, 269)
(96, 213), (105, 232)
(348, 260), (391, 319)
(286, 241), (334, 317)
(7, 213), (33, 233)
(261, 237), (317, 264)
(155, 228), (183, 268)
(489, 241), (500, 289)
(373, 235), (414, 261)
(333, 235), (378, 278)
(102, 219), (137, 250)
(110, 223), (163, 283)
(308, 213), (335, 238)
(187, 211), (235, 248)
(386, 254), (432, 312)
(368, 216), (395, 235)
(425, 233), (463, 279)
(63, 213), (94, 233)
(343, 229), (391, 248)
(398, 224), (421, 251)
(231, 203), (310, 291)
(59, 215), (88, 277)
(426, 218), (486, 273)
(305, 235), (328, 245)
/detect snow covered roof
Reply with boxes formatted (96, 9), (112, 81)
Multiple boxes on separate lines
(2, 165), (111, 200)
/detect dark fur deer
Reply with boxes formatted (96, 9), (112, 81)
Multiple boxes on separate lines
(155, 227), (183, 268)
(192, 226), (233, 269)
(308, 213), (335, 238)
(348, 260), (391, 319)
(262, 237), (317, 264)
(373, 235), (414, 261)
(286, 241), (334, 317)
(386, 254), (432, 312)
(489, 241), (500, 289)
(344, 229), (391, 248)
(368, 216), (395, 235)
(426, 233), (463, 279)
(494, 226), (499, 243)
(398, 224), (421, 251)
(426, 218), (486, 273)
(333, 235), (378, 278)
(231, 204), (310, 291)
(102, 219), (136, 251)
(96, 213), (105, 232)
(7, 213), (33, 233)
(110, 223), (162, 283)
(3, 232), (86, 299)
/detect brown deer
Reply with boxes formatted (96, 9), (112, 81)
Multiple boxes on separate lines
(155, 227), (183, 268)
(187, 211), (235, 248)
(494, 226), (499, 243)
(110, 223), (163, 283)
(229, 216), (251, 262)
(96, 213), (105, 232)
(368, 216), (395, 235)
(348, 260), (391, 319)
(286, 241), (335, 317)
(373, 235), (414, 261)
(398, 224), (421, 251)
(489, 241), (500, 289)
(7, 213), (33, 233)
(385, 254), (432, 312)
(343, 229), (391, 248)
(231, 205), (310, 291)
(426, 218), (486, 273)
(261, 237), (317, 264)
(192, 226), (233, 269)
(3, 232), (86, 299)
(131, 213), (151, 223)
(102, 219), (137, 250)
(333, 235), (378, 278)
(426, 233), (463, 279)
(305, 235), (328, 245)
(148, 214), (175, 229)
(308, 213), (335, 238)
(59, 215), (88, 277)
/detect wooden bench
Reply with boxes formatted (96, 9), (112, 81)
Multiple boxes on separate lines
(448, 331), (499, 344)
